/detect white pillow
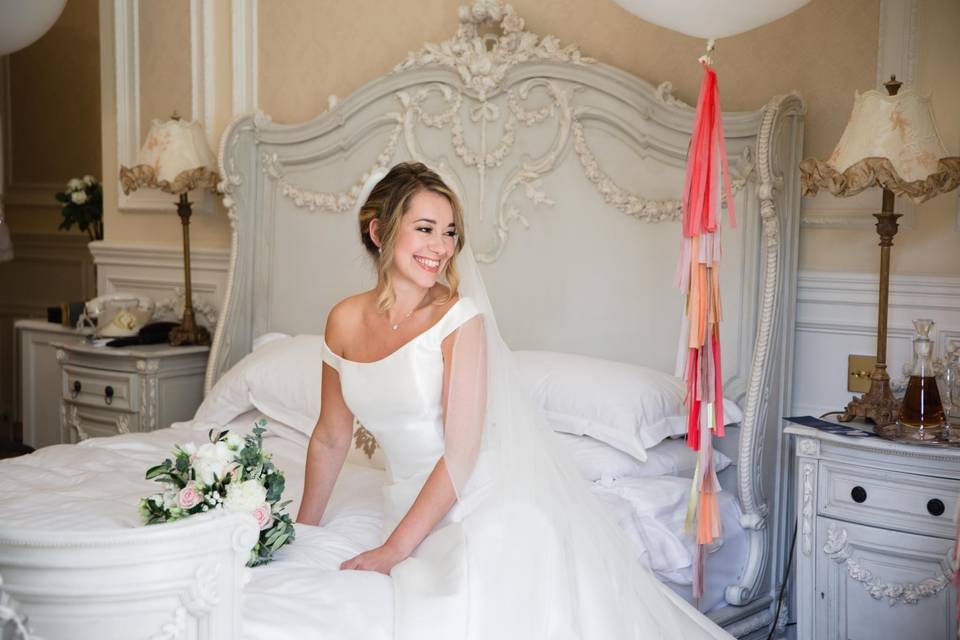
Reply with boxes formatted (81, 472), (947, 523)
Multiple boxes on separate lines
(515, 350), (743, 460)
(195, 334), (323, 436)
(555, 433), (732, 483)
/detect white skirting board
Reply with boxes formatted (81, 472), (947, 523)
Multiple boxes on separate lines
(792, 270), (960, 418)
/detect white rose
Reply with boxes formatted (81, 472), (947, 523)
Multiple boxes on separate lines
(70, 190), (88, 205)
(225, 432), (244, 451)
(82, 174), (96, 186)
(182, 442), (197, 456)
(67, 178), (84, 192)
(193, 442), (236, 485)
(223, 479), (267, 513)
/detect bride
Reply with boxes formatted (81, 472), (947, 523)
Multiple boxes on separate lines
(296, 162), (733, 639)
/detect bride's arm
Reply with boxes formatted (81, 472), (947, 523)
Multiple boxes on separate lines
(296, 327), (355, 525)
(341, 317), (486, 574)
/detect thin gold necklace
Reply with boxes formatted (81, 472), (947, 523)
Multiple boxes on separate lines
(388, 292), (432, 331)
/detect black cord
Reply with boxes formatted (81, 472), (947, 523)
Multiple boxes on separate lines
(766, 520), (798, 640)
(819, 410), (844, 419)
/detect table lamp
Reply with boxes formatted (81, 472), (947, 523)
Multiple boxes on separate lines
(800, 77), (960, 425)
(119, 115), (219, 346)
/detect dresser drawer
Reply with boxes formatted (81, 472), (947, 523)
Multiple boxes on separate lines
(61, 365), (139, 412)
(818, 460), (959, 539)
(62, 402), (140, 443)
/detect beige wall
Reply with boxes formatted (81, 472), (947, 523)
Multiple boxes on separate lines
(138, 0), (192, 137)
(0, 0), (101, 437)
(5, 0), (102, 235)
(801, 0), (960, 275)
(100, 0), (959, 275)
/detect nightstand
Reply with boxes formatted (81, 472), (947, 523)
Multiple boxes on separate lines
(15, 320), (88, 448)
(786, 420), (959, 640)
(55, 342), (208, 442)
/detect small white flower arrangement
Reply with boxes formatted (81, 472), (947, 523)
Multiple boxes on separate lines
(55, 175), (103, 241)
(139, 420), (295, 566)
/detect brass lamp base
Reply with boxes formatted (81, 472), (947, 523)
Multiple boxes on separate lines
(839, 366), (899, 425)
(169, 322), (210, 347)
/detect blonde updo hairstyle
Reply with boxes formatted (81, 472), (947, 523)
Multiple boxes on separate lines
(358, 162), (466, 313)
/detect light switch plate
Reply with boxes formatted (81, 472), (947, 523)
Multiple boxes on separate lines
(848, 354), (876, 393)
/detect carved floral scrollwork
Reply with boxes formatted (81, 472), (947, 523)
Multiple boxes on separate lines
(64, 403), (88, 441)
(261, 117), (403, 214)
(149, 564), (221, 640)
(394, 0), (592, 101)
(800, 461), (815, 556)
(823, 524), (955, 606)
(262, 0), (757, 264)
(115, 414), (131, 435)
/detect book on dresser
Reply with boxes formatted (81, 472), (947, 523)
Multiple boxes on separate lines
(785, 418), (959, 640)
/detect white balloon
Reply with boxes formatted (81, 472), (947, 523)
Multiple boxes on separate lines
(611, 0), (810, 39)
(0, 0), (67, 56)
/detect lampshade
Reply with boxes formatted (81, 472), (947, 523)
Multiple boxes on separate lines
(801, 88), (960, 203)
(119, 118), (219, 196)
(829, 89), (947, 182)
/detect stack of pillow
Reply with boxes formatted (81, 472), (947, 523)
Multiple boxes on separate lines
(514, 351), (738, 483)
(193, 336), (741, 481)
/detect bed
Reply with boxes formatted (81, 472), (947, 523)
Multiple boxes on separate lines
(0, 2), (804, 638)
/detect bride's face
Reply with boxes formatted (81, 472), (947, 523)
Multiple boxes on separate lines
(389, 190), (457, 289)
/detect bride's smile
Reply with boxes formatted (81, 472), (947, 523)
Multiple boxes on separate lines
(383, 190), (457, 288)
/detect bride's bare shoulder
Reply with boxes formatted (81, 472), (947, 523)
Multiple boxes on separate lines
(325, 291), (374, 347)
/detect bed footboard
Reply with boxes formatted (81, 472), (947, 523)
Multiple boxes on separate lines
(0, 511), (258, 640)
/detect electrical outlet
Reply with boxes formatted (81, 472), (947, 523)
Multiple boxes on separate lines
(848, 355), (875, 393)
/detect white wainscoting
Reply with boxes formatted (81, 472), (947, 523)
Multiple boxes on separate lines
(792, 270), (960, 417)
(0, 233), (95, 439)
(88, 240), (230, 329)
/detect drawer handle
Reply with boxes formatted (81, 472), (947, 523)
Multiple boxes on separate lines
(851, 486), (867, 503)
(104, 385), (114, 406)
(71, 380), (82, 398)
(927, 498), (945, 517)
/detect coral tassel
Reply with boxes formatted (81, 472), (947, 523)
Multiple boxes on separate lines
(675, 59), (735, 601)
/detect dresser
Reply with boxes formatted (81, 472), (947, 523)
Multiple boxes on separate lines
(786, 422), (959, 640)
(55, 342), (208, 442)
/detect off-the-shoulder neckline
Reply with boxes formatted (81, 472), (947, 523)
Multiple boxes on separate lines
(324, 297), (473, 366)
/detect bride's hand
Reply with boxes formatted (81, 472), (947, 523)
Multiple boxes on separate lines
(340, 542), (407, 575)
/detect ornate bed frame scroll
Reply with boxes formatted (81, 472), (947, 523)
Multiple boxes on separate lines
(0, 511), (258, 639)
(210, 2), (805, 636)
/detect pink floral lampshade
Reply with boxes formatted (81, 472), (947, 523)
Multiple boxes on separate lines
(119, 118), (219, 196)
(801, 88), (959, 203)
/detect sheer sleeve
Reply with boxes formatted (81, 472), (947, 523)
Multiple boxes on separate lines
(442, 313), (487, 497)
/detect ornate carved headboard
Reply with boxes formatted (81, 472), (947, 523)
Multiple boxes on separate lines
(212, 1), (804, 630)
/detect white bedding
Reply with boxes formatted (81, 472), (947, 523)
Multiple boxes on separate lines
(0, 413), (744, 636)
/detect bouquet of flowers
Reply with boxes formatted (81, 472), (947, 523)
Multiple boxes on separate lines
(55, 175), (103, 242)
(139, 421), (295, 566)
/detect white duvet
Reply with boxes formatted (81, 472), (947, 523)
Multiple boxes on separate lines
(0, 414), (741, 637)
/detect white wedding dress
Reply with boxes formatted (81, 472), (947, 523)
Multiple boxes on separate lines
(322, 296), (733, 640)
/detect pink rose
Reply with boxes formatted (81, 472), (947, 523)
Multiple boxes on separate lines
(251, 504), (273, 530)
(177, 484), (202, 509)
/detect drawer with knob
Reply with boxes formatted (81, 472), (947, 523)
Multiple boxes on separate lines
(61, 402), (140, 443)
(61, 365), (139, 413)
(818, 460), (959, 539)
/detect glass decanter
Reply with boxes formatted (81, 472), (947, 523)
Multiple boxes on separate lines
(943, 339), (960, 425)
(898, 319), (945, 434)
